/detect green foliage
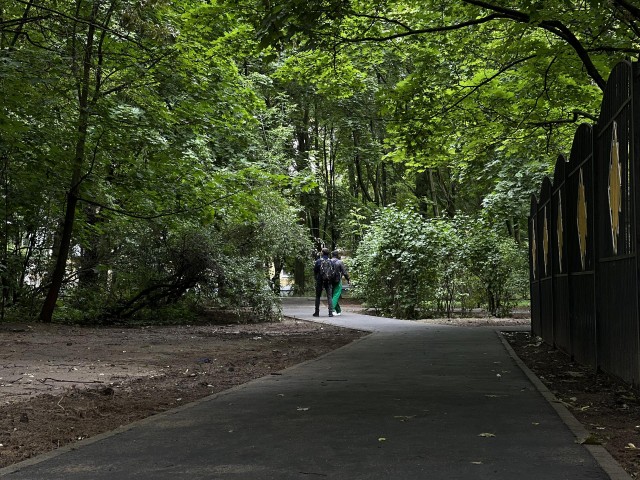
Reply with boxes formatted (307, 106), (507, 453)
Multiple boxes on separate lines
(210, 256), (282, 322)
(256, 0), (638, 249)
(0, 0), (314, 323)
(352, 207), (440, 318)
(456, 217), (529, 317)
(50, 184), (310, 324)
(430, 218), (465, 317)
(352, 207), (528, 318)
(2, 0), (635, 324)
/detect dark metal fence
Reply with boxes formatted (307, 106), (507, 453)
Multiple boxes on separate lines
(529, 60), (640, 384)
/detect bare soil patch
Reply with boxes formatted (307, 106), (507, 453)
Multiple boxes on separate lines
(505, 330), (640, 478)
(416, 316), (531, 327)
(0, 318), (365, 468)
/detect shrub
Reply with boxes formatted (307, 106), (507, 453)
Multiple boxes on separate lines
(458, 217), (528, 317)
(352, 207), (439, 319)
(352, 209), (528, 319)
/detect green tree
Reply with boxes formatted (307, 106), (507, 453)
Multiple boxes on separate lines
(258, 0), (639, 236)
(1, 1), (308, 322)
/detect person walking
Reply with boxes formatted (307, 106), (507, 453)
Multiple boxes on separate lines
(313, 247), (334, 317)
(331, 250), (350, 316)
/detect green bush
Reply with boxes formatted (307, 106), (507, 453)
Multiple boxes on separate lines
(352, 208), (529, 319)
(208, 256), (282, 322)
(458, 217), (528, 317)
(352, 207), (439, 319)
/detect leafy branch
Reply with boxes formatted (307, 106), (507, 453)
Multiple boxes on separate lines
(11, 0), (152, 50)
(461, 0), (606, 89)
(76, 190), (242, 220)
(335, 12), (507, 43)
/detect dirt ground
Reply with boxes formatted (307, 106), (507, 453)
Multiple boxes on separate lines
(1, 311), (638, 478)
(505, 331), (640, 478)
(0, 316), (366, 468)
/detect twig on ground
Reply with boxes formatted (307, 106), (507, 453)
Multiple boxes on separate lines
(39, 378), (104, 384)
(3, 377), (24, 384)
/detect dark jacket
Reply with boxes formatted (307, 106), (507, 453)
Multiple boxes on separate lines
(332, 258), (350, 283)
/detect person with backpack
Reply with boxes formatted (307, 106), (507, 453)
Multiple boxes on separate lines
(313, 247), (335, 317)
(330, 250), (350, 316)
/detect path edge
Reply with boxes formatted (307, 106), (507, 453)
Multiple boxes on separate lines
(498, 331), (632, 480)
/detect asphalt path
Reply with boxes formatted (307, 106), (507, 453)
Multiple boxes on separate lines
(0, 298), (626, 479)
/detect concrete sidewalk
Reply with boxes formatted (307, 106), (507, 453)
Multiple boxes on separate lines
(0, 299), (629, 479)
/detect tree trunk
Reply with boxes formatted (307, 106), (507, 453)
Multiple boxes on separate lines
(40, 192), (81, 322)
(353, 131), (373, 203)
(293, 258), (306, 295)
(293, 103), (316, 293)
(381, 163), (388, 206)
(415, 170), (431, 217)
(428, 169), (440, 217)
(78, 204), (101, 288)
(40, 1), (100, 323)
(374, 164), (381, 206)
(348, 159), (357, 200)
(366, 163), (379, 205)
(445, 174), (457, 218)
(0, 153), (8, 320)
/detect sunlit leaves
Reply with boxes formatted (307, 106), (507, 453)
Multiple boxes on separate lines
(274, 50), (368, 99)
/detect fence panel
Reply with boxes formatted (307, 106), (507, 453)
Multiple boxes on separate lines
(529, 195), (541, 337)
(594, 61), (639, 384)
(537, 177), (554, 345)
(552, 156), (570, 353)
(565, 124), (597, 367)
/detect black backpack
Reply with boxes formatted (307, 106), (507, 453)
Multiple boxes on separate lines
(319, 257), (337, 282)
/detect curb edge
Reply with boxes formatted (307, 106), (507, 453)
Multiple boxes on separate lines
(498, 331), (632, 480)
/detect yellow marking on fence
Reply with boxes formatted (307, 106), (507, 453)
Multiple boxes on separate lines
(608, 121), (622, 254)
(577, 168), (588, 270)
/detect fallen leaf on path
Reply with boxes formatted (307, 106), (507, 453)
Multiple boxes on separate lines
(393, 415), (416, 422)
(579, 435), (601, 445)
(478, 433), (495, 438)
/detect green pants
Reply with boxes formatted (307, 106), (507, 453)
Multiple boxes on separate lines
(332, 282), (342, 313)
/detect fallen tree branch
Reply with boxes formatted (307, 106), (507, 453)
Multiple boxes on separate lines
(39, 377), (104, 384)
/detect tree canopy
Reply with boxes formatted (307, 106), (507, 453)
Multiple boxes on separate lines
(1, 0), (637, 321)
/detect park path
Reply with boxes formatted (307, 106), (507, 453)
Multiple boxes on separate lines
(0, 298), (624, 479)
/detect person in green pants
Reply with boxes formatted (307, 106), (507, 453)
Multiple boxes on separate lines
(331, 250), (350, 316)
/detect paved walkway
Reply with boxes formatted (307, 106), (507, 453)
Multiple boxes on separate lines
(0, 299), (629, 479)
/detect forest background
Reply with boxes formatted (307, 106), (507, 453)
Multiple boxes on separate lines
(1, 0), (638, 324)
